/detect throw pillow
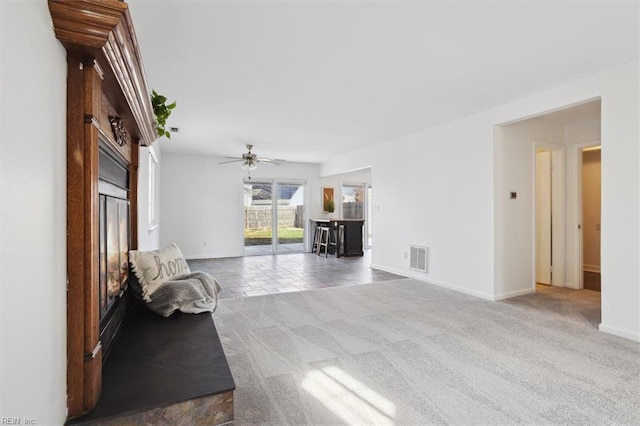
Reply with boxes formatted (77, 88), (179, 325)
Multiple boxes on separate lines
(129, 243), (191, 302)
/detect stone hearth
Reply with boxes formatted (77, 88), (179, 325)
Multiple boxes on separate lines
(68, 303), (234, 425)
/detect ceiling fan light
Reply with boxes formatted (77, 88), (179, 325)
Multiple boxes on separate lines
(241, 160), (257, 171)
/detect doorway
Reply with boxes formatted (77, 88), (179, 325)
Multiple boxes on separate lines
(243, 180), (306, 255)
(534, 145), (564, 287)
(495, 99), (601, 319)
(581, 146), (601, 291)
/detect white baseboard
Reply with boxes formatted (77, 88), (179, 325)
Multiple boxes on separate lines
(599, 324), (640, 342)
(370, 263), (407, 278)
(370, 264), (495, 301)
(185, 253), (241, 260)
(583, 264), (601, 273)
(492, 288), (536, 301)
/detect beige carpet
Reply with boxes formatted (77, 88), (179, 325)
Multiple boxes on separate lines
(214, 279), (640, 425)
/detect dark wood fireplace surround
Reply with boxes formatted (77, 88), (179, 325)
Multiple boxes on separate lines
(49, 1), (234, 423)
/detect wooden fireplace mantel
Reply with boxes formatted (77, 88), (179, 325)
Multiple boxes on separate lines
(48, 0), (157, 418)
(49, 0), (157, 147)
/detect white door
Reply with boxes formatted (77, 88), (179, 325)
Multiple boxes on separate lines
(536, 151), (552, 284)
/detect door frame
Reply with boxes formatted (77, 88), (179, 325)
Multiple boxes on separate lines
(341, 181), (368, 252)
(568, 140), (601, 289)
(242, 178), (307, 255)
(532, 141), (566, 289)
(365, 184), (373, 248)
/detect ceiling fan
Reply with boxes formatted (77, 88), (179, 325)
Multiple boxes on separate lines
(218, 144), (282, 179)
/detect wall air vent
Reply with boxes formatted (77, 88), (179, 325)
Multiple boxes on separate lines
(409, 245), (429, 273)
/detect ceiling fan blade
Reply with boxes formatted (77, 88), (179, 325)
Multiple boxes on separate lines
(257, 158), (281, 166)
(221, 145), (287, 167)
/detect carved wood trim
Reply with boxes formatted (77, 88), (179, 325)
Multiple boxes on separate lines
(100, 94), (132, 163)
(66, 51), (86, 417)
(109, 116), (130, 147)
(104, 13), (157, 146)
(49, 0), (156, 418)
(48, 1), (127, 49)
(63, 58), (106, 417)
(49, 0), (157, 146)
(82, 63), (102, 410)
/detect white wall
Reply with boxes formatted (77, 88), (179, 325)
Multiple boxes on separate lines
(0, 2), (68, 423)
(137, 145), (162, 251)
(315, 168), (371, 220)
(494, 118), (565, 298)
(594, 64), (639, 341)
(321, 61), (640, 341)
(160, 154), (320, 258)
(565, 119), (601, 145)
(332, 116), (497, 300)
(340, 168), (372, 184)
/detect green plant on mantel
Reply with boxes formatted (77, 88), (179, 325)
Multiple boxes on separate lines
(151, 89), (176, 139)
(324, 199), (335, 213)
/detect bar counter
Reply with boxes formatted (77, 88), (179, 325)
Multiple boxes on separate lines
(309, 218), (365, 257)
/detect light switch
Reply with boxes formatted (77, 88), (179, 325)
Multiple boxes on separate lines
(510, 192), (517, 199)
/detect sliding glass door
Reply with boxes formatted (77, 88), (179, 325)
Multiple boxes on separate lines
(243, 180), (306, 255)
(243, 181), (273, 255)
(277, 183), (305, 253)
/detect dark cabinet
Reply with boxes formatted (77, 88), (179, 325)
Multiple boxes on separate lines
(341, 221), (364, 257)
(311, 219), (365, 257)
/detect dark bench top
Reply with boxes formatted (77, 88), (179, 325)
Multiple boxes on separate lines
(71, 305), (235, 423)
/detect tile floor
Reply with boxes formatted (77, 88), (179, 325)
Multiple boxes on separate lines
(242, 242), (304, 256)
(187, 250), (407, 300)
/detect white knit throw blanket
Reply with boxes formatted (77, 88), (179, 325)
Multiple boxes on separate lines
(145, 271), (221, 317)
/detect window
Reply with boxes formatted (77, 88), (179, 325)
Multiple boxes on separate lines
(342, 183), (365, 219)
(148, 146), (158, 229)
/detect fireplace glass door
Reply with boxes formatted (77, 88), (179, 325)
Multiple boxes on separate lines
(99, 195), (130, 322)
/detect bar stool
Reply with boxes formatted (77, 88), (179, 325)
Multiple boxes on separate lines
(316, 226), (330, 257)
(329, 224), (339, 256)
(312, 225), (323, 253)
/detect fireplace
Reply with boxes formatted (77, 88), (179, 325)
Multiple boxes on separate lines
(49, 0), (158, 415)
(98, 143), (131, 360)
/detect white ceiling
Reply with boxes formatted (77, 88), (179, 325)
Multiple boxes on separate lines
(127, 1), (638, 163)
